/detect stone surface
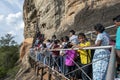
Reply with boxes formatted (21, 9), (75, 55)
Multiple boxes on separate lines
(16, 38), (33, 80)
(23, 0), (120, 39)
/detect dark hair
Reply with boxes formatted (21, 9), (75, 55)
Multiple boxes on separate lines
(54, 40), (58, 44)
(78, 33), (88, 41)
(65, 42), (72, 48)
(113, 15), (120, 22)
(63, 36), (69, 42)
(69, 30), (75, 35)
(42, 43), (47, 48)
(56, 39), (60, 43)
(47, 39), (51, 42)
(94, 23), (105, 33)
(60, 37), (64, 42)
(78, 33), (85, 38)
(38, 40), (42, 44)
(52, 35), (56, 39)
(36, 31), (41, 38)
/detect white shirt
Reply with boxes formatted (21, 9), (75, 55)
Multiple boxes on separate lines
(69, 35), (78, 44)
(46, 42), (51, 49)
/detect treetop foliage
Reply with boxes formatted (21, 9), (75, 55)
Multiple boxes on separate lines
(0, 34), (17, 47)
(0, 34), (20, 79)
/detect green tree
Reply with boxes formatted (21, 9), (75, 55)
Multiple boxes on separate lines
(0, 34), (19, 79)
(0, 34), (17, 47)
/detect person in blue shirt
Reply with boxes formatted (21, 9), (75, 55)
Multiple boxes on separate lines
(113, 15), (120, 58)
(92, 24), (110, 80)
(113, 15), (120, 73)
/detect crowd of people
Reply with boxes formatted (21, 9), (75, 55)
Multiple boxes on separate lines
(30, 15), (120, 80)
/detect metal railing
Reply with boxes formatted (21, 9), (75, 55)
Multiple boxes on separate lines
(84, 25), (116, 40)
(29, 45), (115, 80)
(28, 24), (116, 80)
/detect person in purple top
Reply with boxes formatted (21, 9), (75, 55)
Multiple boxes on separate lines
(65, 50), (76, 66)
(65, 42), (77, 79)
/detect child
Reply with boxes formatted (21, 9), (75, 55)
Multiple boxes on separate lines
(77, 33), (91, 80)
(65, 42), (77, 79)
(58, 36), (70, 74)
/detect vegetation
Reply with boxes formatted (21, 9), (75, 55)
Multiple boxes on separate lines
(0, 34), (20, 79)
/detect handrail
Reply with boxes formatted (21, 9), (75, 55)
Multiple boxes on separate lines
(49, 45), (115, 80)
(49, 45), (113, 51)
(29, 45), (116, 79)
(83, 25), (115, 40)
(85, 25), (115, 35)
(29, 45), (115, 80)
(105, 25), (115, 29)
(106, 46), (115, 80)
(29, 53), (70, 80)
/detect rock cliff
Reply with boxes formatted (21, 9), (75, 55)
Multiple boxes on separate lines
(16, 0), (120, 79)
(23, 0), (120, 39)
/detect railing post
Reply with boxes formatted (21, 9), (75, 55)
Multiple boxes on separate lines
(40, 67), (44, 80)
(106, 46), (116, 80)
(48, 54), (52, 80)
(36, 66), (39, 76)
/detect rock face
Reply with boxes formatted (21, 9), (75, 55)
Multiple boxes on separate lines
(23, 0), (120, 39)
(15, 38), (33, 80)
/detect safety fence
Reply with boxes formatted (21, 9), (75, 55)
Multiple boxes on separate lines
(29, 45), (115, 80)
(84, 25), (115, 40)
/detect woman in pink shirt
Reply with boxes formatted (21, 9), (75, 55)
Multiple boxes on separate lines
(65, 42), (77, 79)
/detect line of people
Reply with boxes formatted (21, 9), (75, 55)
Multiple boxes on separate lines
(30, 15), (120, 80)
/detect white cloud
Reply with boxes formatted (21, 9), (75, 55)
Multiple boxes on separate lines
(7, 31), (16, 36)
(6, 12), (22, 20)
(6, 12), (22, 25)
(0, 14), (4, 21)
(15, 21), (24, 31)
(0, 0), (24, 44)
(5, 12), (24, 32)
(0, 12), (24, 44)
(18, 21), (24, 29)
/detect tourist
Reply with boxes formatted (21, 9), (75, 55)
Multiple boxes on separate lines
(65, 42), (77, 79)
(51, 40), (60, 71)
(113, 15), (120, 75)
(77, 33), (91, 80)
(69, 30), (78, 45)
(92, 24), (110, 80)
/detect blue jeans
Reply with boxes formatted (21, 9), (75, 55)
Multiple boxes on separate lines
(36, 52), (41, 61)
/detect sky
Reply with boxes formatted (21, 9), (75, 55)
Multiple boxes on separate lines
(0, 0), (24, 44)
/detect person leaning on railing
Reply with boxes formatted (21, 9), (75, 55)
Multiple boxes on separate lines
(76, 33), (91, 80)
(64, 42), (77, 80)
(51, 40), (60, 71)
(92, 23), (110, 80)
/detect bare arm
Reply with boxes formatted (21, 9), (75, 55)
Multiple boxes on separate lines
(95, 40), (102, 46)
